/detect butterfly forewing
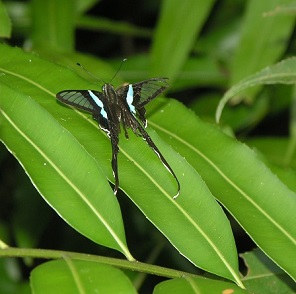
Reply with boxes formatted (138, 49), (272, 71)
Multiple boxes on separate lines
(57, 89), (112, 134)
(131, 78), (169, 108)
(57, 90), (97, 113)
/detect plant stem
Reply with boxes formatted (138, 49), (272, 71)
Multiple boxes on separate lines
(0, 247), (197, 279)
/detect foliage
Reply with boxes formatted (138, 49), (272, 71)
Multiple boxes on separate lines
(0, 0), (296, 293)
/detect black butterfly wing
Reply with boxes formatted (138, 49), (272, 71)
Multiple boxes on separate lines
(117, 78), (168, 108)
(116, 78), (169, 127)
(56, 90), (111, 134)
(56, 90), (97, 113)
(131, 78), (169, 108)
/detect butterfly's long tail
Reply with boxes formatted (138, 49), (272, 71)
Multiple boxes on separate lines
(110, 132), (120, 195)
(138, 124), (180, 198)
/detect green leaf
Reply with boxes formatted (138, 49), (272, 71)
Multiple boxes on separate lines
(262, 3), (296, 16)
(30, 259), (137, 294)
(241, 249), (296, 293)
(154, 276), (247, 294)
(76, 0), (98, 14)
(0, 1), (11, 38)
(246, 137), (296, 169)
(149, 100), (296, 281)
(0, 85), (131, 258)
(0, 44), (242, 285)
(76, 15), (152, 38)
(31, 0), (75, 52)
(244, 137), (296, 193)
(231, 0), (295, 86)
(150, 0), (215, 79)
(0, 45), (130, 257)
(216, 57), (296, 122)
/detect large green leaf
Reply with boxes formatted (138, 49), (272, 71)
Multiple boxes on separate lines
(231, 0), (295, 86)
(0, 1), (11, 38)
(240, 249), (296, 293)
(30, 259), (137, 294)
(149, 100), (296, 280)
(31, 0), (75, 52)
(150, 0), (215, 79)
(0, 44), (242, 285)
(0, 84), (131, 258)
(154, 276), (247, 294)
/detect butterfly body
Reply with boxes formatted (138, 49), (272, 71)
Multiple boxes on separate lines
(56, 78), (180, 197)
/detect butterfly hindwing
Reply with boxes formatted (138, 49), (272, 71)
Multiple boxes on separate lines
(116, 79), (180, 197)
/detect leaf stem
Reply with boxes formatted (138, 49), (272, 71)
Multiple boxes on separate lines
(0, 247), (197, 279)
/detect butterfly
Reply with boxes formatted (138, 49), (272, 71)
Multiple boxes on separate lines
(56, 77), (180, 198)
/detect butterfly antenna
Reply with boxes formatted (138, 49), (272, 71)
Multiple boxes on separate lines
(109, 58), (127, 83)
(77, 63), (106, 84)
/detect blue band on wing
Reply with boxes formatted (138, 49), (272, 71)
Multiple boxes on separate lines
(88, 90), (108, 119)
(126, 85), (136, 114)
